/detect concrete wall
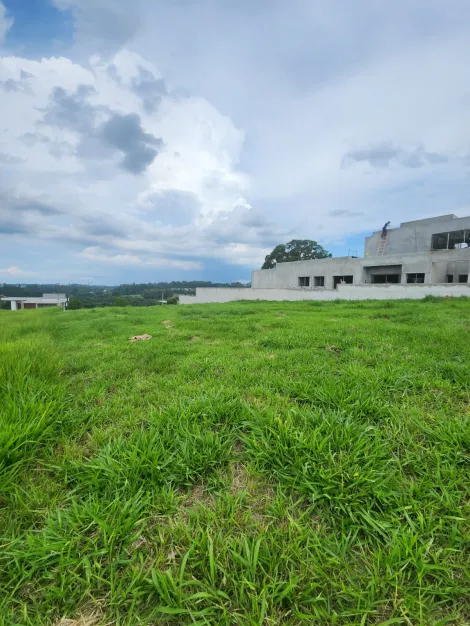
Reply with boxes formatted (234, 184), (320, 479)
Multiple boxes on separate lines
(179, 283), (470, 304)
(362, 251), (434, 284)
(362, 264), (402, 283)
(432, 259), (469, 284)
(252, 249), (470, 288)
(252, 256), (364, 290)
(364, 214), (470, 257)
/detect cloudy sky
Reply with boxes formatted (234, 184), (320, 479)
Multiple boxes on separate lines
(1, 0), (469, 284)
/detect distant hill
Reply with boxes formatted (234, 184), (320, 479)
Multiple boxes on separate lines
(1, 281), (249, 308)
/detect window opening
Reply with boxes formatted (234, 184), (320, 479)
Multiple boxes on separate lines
(333, 275), (353, 289)
(431, 230), (470, 250)
(406, 273), (425, 284)
(372, 274), (401, 284)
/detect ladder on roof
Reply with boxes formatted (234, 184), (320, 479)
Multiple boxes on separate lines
(377, 234), (387, 256)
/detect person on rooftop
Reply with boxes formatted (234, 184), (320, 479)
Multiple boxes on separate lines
(381, 221), (391, 238)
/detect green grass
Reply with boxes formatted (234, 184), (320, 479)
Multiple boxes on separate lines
(0, 299), (469, 625)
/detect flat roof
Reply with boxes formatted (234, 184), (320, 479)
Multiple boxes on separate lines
(1, 297), (68, 303)
(400, 214), (458, 227)
(273, 255), (360, 267)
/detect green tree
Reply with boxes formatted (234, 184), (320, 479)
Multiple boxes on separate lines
(262, 239), (332, 269)
(67, 298), (82, 310)
(113, 296), (127, 307)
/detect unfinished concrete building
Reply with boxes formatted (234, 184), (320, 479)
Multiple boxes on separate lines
(180, 214), (470, 303)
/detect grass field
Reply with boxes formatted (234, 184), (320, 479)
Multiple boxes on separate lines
(1, 299), (469, 625)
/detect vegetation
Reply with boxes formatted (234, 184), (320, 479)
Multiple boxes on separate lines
(262, 240), (332, 269)
(113, 296), (128, 307)
(67, 297), (82, 310)
(0, 281), (249, 309)
(0, 298), (469, 625)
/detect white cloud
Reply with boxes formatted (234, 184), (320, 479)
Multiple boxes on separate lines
(0, 266), (37, 277)
(121, 0), (470, 237)
(0, 2), (13, 44)
(80, 246), (201, 270)
(1, 0), (470, 282)
(0, 49), (284, 276)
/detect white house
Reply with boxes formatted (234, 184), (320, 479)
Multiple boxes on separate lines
(1, 293), (68, 311)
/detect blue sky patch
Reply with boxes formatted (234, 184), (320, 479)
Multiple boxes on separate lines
(2, 0), (73, 55)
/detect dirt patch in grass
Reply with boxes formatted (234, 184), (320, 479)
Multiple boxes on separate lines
(162, 320), (173, 328)
(181, 484), (213, 512)
(130, 534), (149, 551)
(56, 612), (103, 626)
(230, 462), (250, 495)
(243, 395), (265, 408)
(233, 439), (244, 454)
(128, 333), (152, 342)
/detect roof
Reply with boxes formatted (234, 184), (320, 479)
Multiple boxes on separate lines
(271, 255), (361, 268)
(1, 296), (68, 303)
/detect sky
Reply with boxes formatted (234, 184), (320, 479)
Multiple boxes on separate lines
(1, 0), (469, 284)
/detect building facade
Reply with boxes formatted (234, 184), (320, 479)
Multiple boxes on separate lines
(180, 214), (470, 304)
(1, 293), (68, 310)
(252, 215), (470, 290)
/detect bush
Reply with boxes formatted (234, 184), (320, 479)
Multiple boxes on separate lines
(422, 295), (444, 303)
(67, 298), (82, 310)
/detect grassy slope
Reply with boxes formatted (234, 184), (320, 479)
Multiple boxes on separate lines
(0, 299), (469, 625)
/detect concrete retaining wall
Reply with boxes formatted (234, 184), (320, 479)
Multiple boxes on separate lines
(179, 284), (470, 304)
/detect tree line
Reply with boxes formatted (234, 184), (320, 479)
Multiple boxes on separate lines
(1, 240), (331, 310)
(0, 281), (250, 309)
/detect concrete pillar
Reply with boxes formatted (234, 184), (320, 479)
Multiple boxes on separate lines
(11, 300), (17, 311)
